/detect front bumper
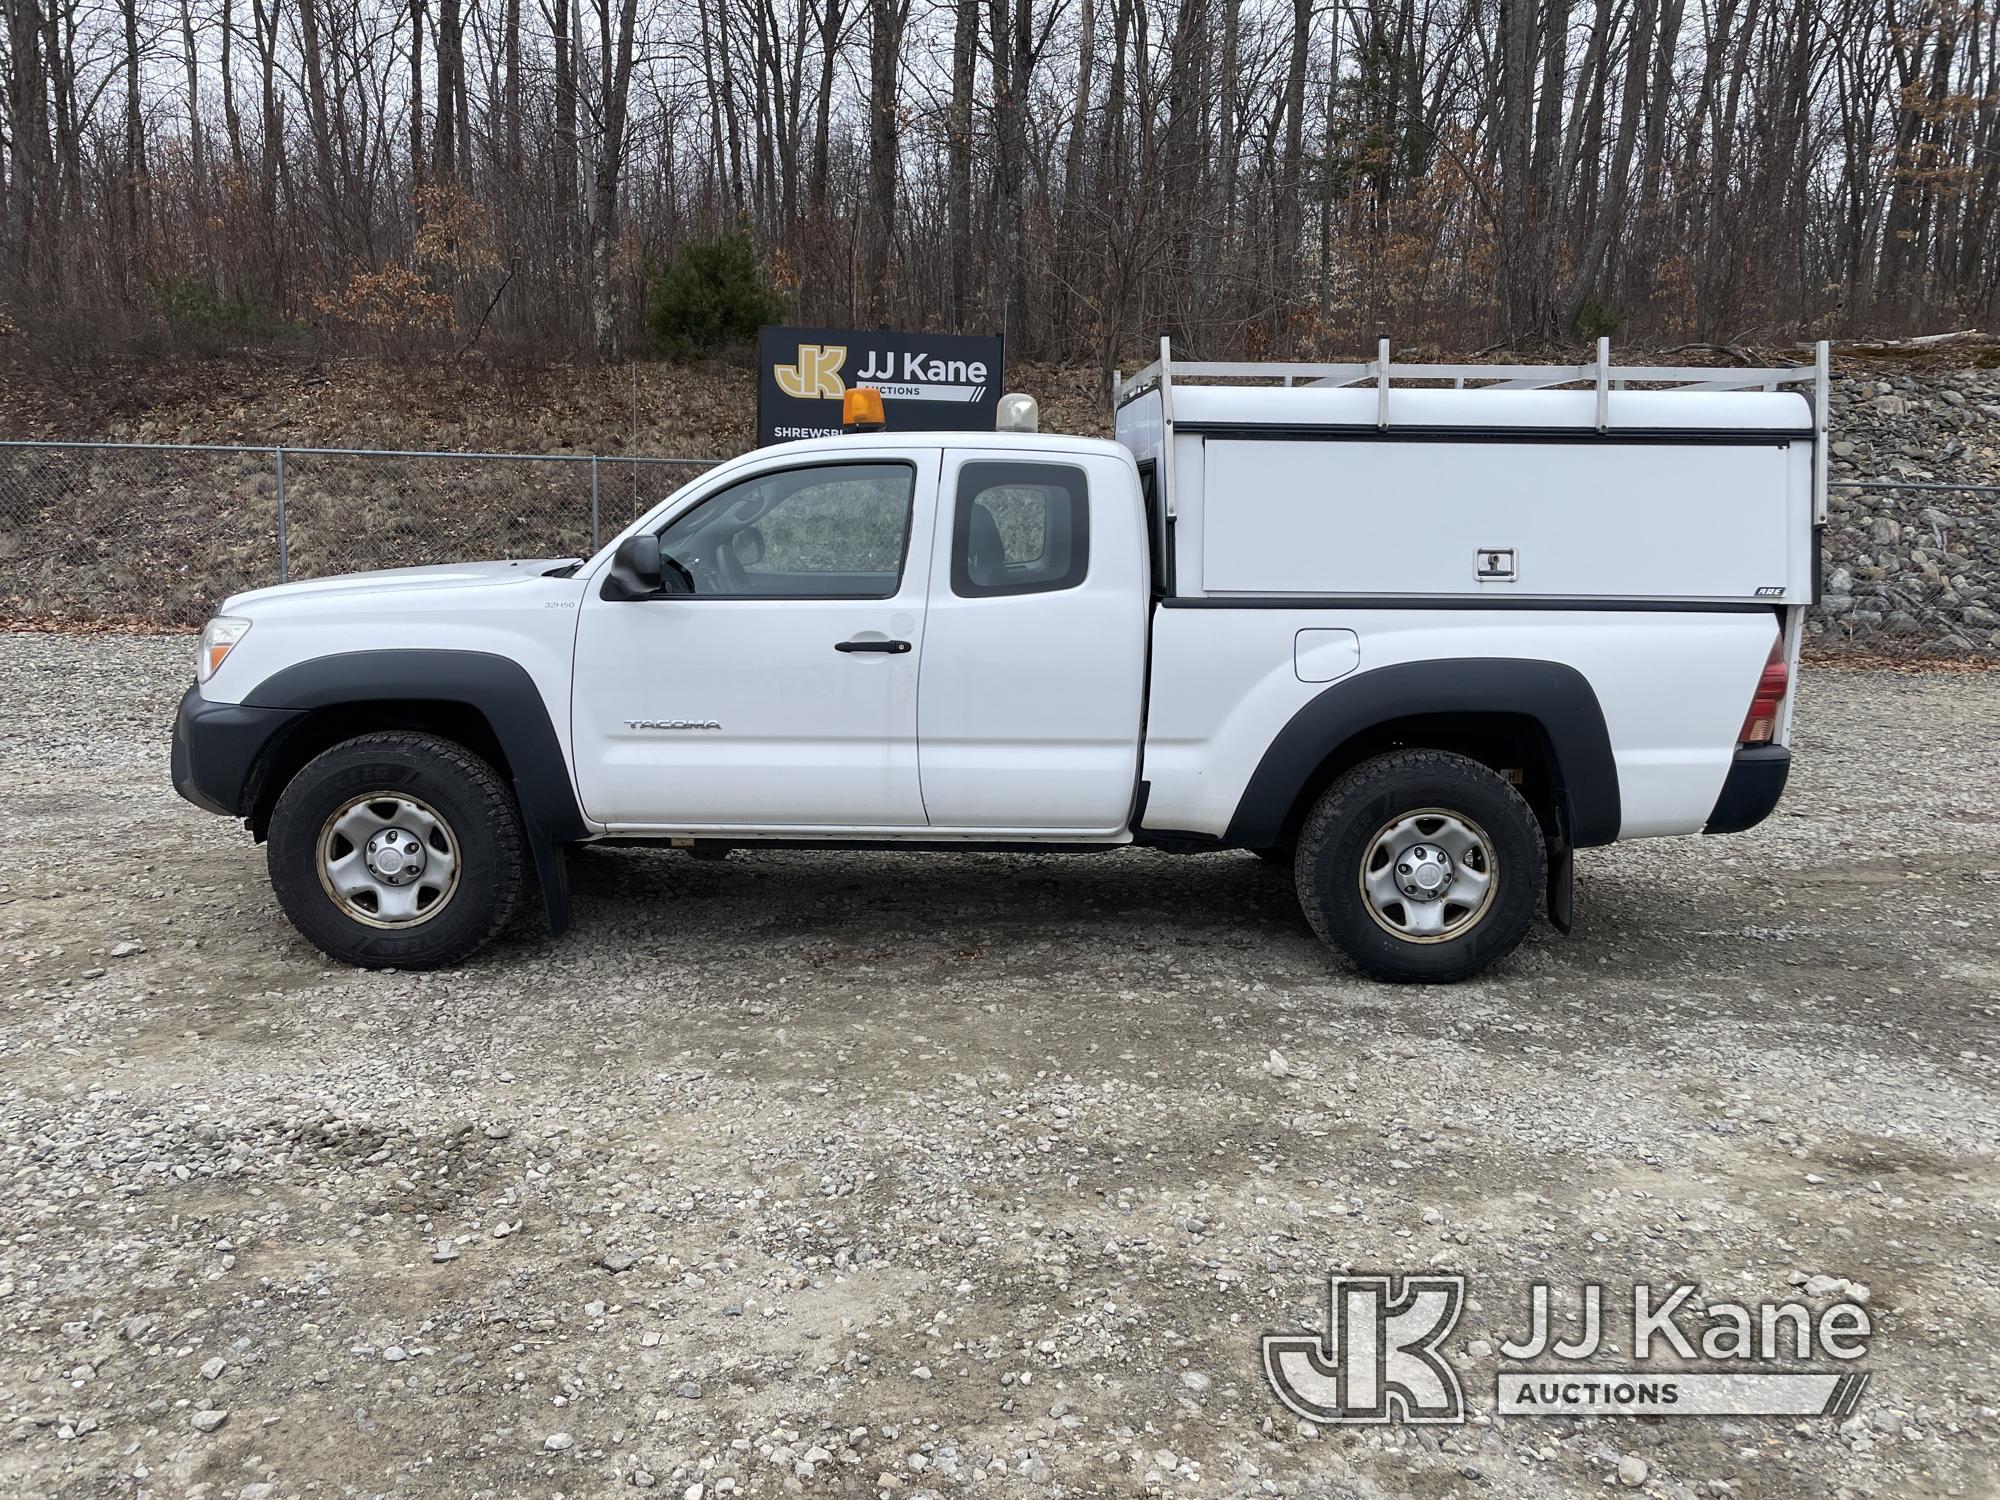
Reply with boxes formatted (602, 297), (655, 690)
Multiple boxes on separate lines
(171, 684), (303, 819)
(1703, 745), (1791, 835)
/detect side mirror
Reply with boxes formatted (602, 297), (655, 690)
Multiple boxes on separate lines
(602, 534), (666, 600)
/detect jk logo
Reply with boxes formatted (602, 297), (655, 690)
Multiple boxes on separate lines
(1262, 1273), (1466, 1425)
(774, 342), (848, 400)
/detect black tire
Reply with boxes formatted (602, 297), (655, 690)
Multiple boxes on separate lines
(1294, 749), (1545, 983)
(267, 732), (525, 969)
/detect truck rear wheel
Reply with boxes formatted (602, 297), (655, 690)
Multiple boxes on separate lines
(1294, 750), (1544, 983)
(266, 732), (524, 969)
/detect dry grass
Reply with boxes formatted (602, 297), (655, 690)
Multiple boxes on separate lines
(0, 350), (1111, 452)
(0, 352), (1106, 628)
(0, 350), (1982, 661)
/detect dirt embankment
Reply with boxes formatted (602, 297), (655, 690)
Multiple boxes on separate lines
(0, 354), (1113, 629)
(4, 347), (1998, 657)
(0, 352), (1112, 454)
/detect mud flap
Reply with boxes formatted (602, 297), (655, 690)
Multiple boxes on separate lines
(1546, 845), (1574, 935)
(515, 782), (573, 937)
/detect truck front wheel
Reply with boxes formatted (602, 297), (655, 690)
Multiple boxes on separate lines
(266, 732), (525, 969)
(1294, 750), (1545, 983)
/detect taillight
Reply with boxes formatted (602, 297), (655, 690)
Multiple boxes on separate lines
(1739, 639), (1789, 746)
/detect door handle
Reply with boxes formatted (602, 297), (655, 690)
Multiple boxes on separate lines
(835, 638), (912, 654)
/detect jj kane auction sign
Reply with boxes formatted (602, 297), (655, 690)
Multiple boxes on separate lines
(757, 327), (1004, 443)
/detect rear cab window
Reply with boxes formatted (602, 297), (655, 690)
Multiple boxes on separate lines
(950, 462), (1090, 598)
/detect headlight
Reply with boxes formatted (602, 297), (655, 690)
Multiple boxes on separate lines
(198, 617), (251, 683)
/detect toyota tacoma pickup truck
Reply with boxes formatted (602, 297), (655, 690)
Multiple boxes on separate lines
(172, 340), (1825, 982)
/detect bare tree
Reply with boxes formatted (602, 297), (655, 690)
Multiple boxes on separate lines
(589, 0), (640, 356)
(862, 0), (911, 313)
(2, 0), (1996, 359)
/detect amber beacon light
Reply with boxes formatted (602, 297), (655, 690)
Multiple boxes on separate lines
(842, 387), (886, 431)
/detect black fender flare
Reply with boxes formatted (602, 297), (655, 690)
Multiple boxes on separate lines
(243, 650), (585, 933)
(1223, 657), (1622, 850)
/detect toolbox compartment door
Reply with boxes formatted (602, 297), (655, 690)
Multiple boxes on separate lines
(1199, 434), (1811, 602)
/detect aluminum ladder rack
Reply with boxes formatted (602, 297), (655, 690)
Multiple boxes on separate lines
(1113, 334), (1832, 525)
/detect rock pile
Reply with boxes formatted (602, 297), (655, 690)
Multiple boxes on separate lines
(1820, 366), (2000, 656)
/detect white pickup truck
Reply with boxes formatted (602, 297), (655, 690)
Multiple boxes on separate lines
(172, 341), (1826, 982)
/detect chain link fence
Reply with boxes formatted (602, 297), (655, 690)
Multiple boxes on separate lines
(2, 443), (1996, 655)
(0, 441), (717, 627)
(1816, 479), (2000, 656)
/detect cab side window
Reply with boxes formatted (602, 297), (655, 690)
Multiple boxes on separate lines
(951, 462), (1089, 598)
(657, 461), (915, 598)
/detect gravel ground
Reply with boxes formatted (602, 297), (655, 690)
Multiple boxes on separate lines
(1, 634), (1997, 1500)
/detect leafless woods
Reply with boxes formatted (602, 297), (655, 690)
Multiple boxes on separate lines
(0, 0), (1990, 365)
